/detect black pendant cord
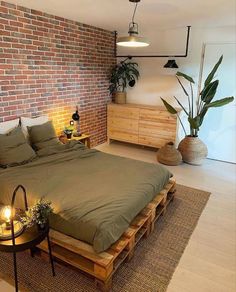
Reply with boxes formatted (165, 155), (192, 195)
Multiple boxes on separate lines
(131, 2), (138, 24)
(115, 26), (191, 59)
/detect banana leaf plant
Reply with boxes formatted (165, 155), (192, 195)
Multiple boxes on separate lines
(109, 60), (139, 94)
(161, 55), (234, 137)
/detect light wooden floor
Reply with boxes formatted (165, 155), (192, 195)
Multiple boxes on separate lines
(1, 141), (236, 292)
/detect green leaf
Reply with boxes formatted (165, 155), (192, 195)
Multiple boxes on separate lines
(109, 61), (140, 92)
(176, 71), (195, 83)
(205, 96), (234, 108)
(200, 80), (219, 103)
(176, 76), (189, 97)
(160, 98), (178, 114)
(198, 107), (208, 127)
(188, 116), (201, 130)
(204, 55), (223, 86)
(173, 96), (189, 115)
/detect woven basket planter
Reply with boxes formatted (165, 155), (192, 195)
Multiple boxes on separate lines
(157, 142), (182, 166)
(114, 92), (126, 104)
(178, 136), (208, 165)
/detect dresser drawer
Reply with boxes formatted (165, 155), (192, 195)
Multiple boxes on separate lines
(139, 120), (176, 138)
(139, 135), (171, 148)
(108, 117), (139, 132)
(108, 129), (138, 143)
(107, 103), (179, 148)
(139, 108), (176, 124)
(108, 105), (139, 120)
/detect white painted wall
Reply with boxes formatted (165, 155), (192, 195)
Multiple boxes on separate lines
(117, 26), (236, 163)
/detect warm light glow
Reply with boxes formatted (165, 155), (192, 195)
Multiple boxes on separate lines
(117, 41), (149, 47)
(3, 206), (11, 222)
(117, 36), (150, 47)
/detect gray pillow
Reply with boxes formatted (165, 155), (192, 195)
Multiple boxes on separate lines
(28, 121), (62, 150)
(0, 127), (36, 168)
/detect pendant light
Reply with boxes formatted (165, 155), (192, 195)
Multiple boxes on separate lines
(117, 0), (150, 48)
(164, 60), (179, 68)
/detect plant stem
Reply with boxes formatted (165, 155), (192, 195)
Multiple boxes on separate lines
(177, 113), (187, 136)
(190, 126), (194, 136)
(190, 82), (194, 118)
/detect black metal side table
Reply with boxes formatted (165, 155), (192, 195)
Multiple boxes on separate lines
(0, 223), (55, 292)
(0, 185), (55, 292)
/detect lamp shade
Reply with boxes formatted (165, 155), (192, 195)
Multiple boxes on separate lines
(164, 60), (179, 68)
(72, 110), (80, 121)
(117, 35), (150, 47)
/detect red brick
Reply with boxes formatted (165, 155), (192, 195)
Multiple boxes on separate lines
(0, 1), (115, 146)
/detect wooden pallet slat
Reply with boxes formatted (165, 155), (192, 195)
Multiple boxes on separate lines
(48, 230), (114, 267)
(38, 178), (176, 292)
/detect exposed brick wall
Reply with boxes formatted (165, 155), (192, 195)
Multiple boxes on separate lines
(0, 1), (116, 146)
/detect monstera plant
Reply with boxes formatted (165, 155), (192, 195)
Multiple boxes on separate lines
(109, 59), (139, 104)
(161, 55), (234, 165)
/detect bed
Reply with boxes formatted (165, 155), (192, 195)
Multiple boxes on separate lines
(0, 120), (175, 291)
(0, 142), (172, 252)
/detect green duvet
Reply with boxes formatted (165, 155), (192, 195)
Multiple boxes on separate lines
(0, 142), (172, 252)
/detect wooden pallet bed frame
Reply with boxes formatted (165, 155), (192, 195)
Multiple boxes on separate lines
(39, 178), (176, 291)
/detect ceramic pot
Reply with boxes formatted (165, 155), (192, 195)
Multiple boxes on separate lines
(178, 136), (208, 165)
(66, 133), (72, 139)
(157, 142), (182, 166)
(114, 92), (126, 104)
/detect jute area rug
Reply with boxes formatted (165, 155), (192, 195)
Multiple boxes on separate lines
(0, 184), (210, 292)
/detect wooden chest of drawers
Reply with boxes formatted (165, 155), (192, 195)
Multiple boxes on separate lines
(107, 103), (179, 148)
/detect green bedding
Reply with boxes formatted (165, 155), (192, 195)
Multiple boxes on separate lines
(0, 142), (172, 252)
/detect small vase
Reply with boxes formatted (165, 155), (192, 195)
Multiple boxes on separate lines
(178, 136), (208, 165)
(157, 142), (182, 166)
(66, 133), (72, 139)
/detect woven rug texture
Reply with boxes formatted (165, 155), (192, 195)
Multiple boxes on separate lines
(0, 184), (210, 292)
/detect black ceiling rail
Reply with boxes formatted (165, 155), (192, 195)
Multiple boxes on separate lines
(114, 26), (191, 58)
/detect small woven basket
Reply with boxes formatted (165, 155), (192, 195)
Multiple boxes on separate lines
(157, 142), (182, 166)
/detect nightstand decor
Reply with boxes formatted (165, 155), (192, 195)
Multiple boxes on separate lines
(0, 185), (55, 292)
(0, 205), (24, 240)
(0, 186), (27, 241)
(72, 105), (81, 137)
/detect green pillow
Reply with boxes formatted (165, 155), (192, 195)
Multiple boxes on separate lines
(28, 121), (61, 150)
(0, 127), (36, 168)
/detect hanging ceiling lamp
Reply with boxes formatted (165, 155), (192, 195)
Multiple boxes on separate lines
(117, 0), (150, 48)
(164, 59), (179, 68)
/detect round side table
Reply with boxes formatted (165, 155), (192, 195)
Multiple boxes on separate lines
(0, 224), (55, 292)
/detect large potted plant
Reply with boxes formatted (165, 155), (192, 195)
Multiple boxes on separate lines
(161, 55), (234, 165)
(109, 60), (139, 104)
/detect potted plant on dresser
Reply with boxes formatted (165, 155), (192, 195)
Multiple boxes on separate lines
(161, 55), (234, 165)
(109, 59), (139, 104)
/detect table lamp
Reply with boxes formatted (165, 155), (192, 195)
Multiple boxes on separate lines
(0, 205), (24, 240)
(71, 106), (81, 137)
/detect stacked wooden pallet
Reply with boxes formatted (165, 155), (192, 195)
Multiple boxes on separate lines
(39, 178), (176, 291)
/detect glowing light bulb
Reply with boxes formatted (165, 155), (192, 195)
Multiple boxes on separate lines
(3, 206), (11, 222)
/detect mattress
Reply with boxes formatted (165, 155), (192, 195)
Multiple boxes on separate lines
(0, 143), (172, 252)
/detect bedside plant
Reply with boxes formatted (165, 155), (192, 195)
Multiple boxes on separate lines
(161, 55), (234, 165)
(64, 125), (74, 139)
(109, 59), (139, 104)
(21, 199), (53, 230)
